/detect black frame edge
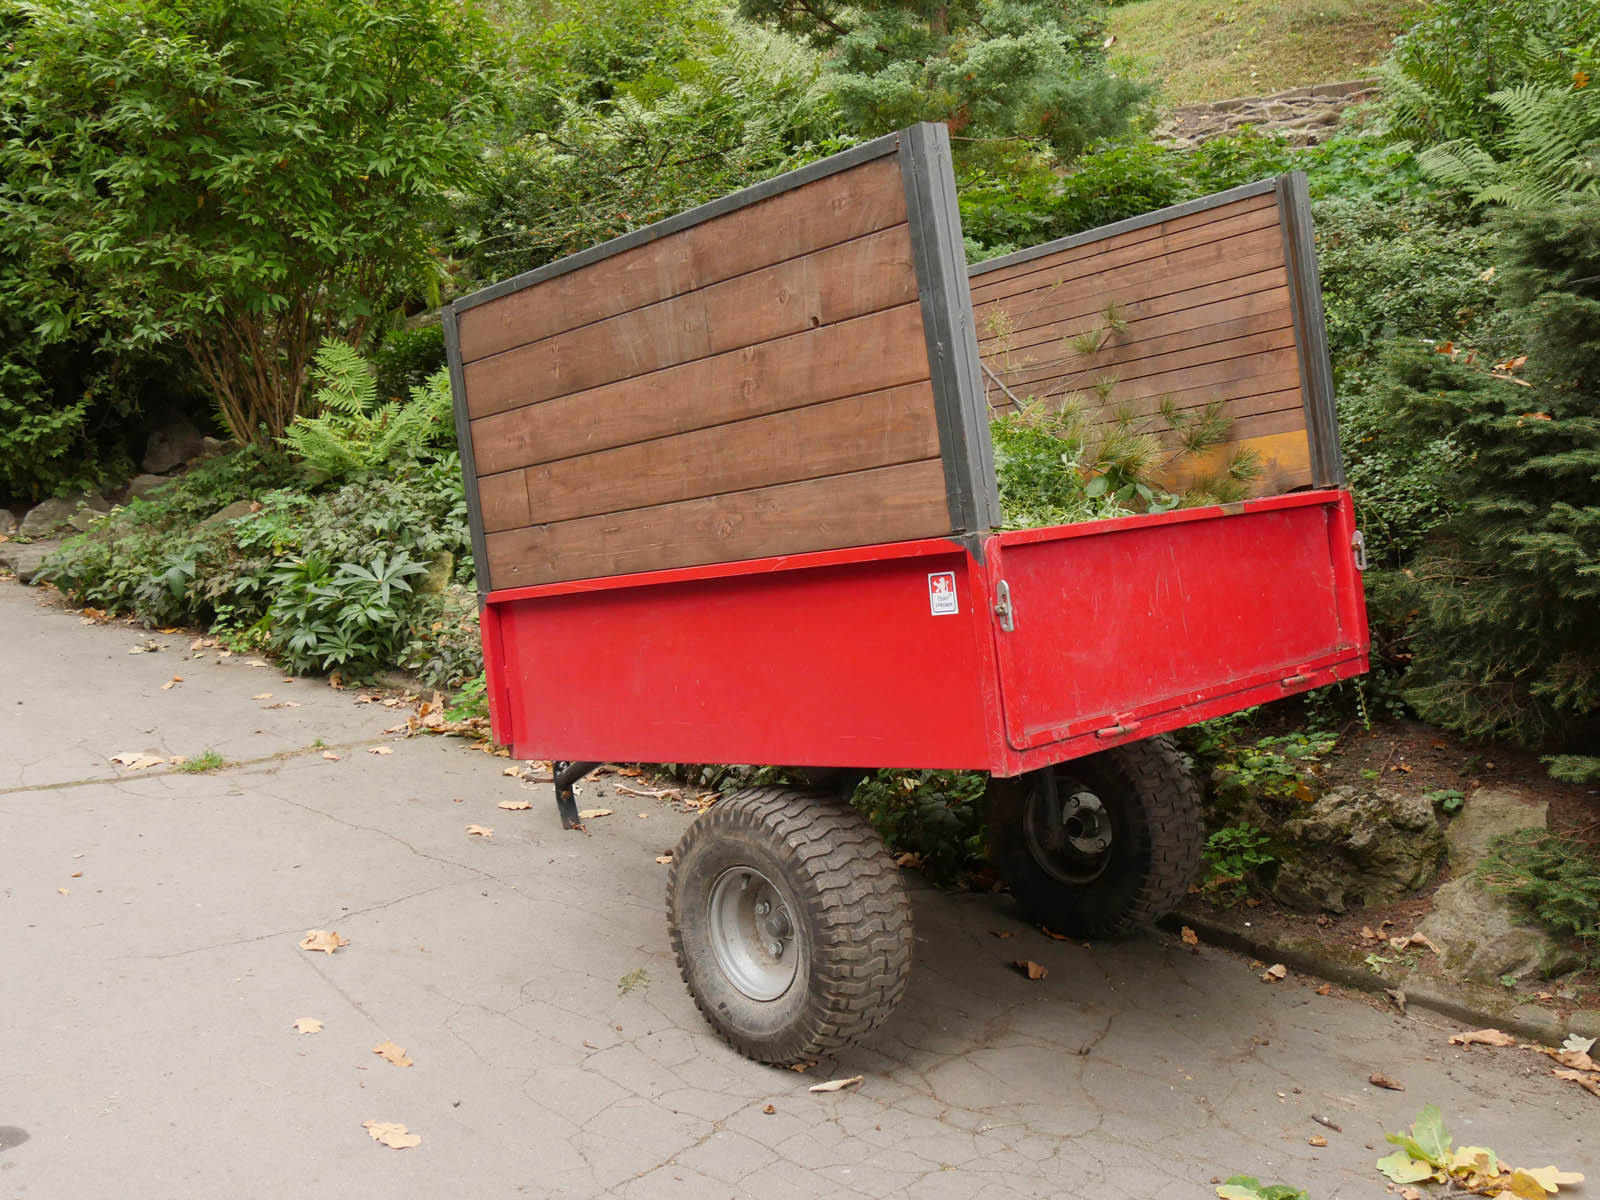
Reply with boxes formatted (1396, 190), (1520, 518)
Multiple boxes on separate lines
(967, 177), (1280, 279)
(1275, 172), (1344, 487)
(899, 123), (1000, 534)
(456, 131), (906, 314)
(444, 305), (493, 602)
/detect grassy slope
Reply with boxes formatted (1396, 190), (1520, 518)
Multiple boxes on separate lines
(1106, 0), (1424, 108)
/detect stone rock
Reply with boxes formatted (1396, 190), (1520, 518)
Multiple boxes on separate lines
(201, 499), (257, 526)
(142, 418), (207, 474)
(0, 538), (62, 584)
(0, 509), (17, 538)
(199, 436), (228, 459)
(1445, 788), (1547, 872)
(18, 492), (108, 539)
(418, 550), (454, 597)
(1268, 786), (1445, 913)
(1417, 876), (1583, 984)
(121, 474), (173, 505)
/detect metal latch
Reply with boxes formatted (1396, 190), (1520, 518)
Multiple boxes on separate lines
(994, 580), (1015, 632)
(1352, 529), (1369, 572)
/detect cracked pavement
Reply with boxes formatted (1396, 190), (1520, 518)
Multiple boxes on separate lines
(1, 584), (1592, 1198)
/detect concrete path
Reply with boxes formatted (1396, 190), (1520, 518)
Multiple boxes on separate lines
(1, 585), (1592, 1199)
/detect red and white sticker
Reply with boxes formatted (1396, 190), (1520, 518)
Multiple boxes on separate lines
(928, 571), (959, 616)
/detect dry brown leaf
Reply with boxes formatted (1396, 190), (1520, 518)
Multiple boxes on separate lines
(894, 851), (925, 868)
(788, 1061), (816, 1073)
(1040, 926), (1070, 941)
(1014, 960), (1048, 981)
(1309, 1135), (1327, 1147)
(368, 746), (393, 756)
(57, 887), (69, 896)
(1552, 1068), (1600, 1099)
(1180, 926), (1199, 946)
(990, 930), (1021, 939)
(252, 692), (273, 700)
(617, 767), (645, 777)
(321, 750), (340, 761)
(245, 658), (269, 667)
(1449, 1028), (1516, 1049)
(578, 808), (612, 820)
(808, 1075), (864, 1093)
(1547, 1047), (1599, 1072)
(109, 751), (165, 770)
(1315, 983), (1332, 996)
(497, 799), (532, 811)
(466, 825), (493, 838)
(1261, 964), (1288, 982)
(292, 1018), (323, 1034)
(1401, 1188), (1423, 1200)
(373, 1040), (413, 1067)
(1388, 931), (1442, 955)
(362, 1121), (420, 1149)
(70, 871), (82, 878)
(300, 929), (349, 955)
(161, 676), (182, 690)
(762, 1104), (776, 1115)
(1369, 1072), (1405, 1091)
(502, 766), (520, 777)
(655, 855), (673, 864)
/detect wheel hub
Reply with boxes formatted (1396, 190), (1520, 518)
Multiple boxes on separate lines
(706, 867), (799, 1001)
(1023, 777), (1114, 884)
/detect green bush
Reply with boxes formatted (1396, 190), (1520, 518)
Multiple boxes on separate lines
(373, 325), (448, 406)
(1480, 828), (1600, 968)
(850, 770), (988, 884)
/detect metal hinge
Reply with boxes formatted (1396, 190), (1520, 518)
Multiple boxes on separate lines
(994, 580), (1015, 632)
(1352, 529), (1369, 572)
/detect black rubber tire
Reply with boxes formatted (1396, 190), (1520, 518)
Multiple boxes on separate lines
(667, 786), (913, 1065)
(986, 736), (1203, 939)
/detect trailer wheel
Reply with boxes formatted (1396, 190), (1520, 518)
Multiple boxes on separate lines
(668, 786), (912, 1065)
(986, 736), (1202, 939)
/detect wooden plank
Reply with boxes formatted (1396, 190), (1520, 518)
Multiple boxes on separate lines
(989, 377), (1304, 426)
(468, 303), (932, 475)
(463, 225), (920, 418)
(969, 199), (1281, 307)
(484, 459), (953, 588)
(457, 155), (910, 363)
(975, 261), (1288, 350)
(968, 191), (1278, 301)
(1163, 429), (1313, 493)
(479, 382), (941, 531)
(478, 470), (531, 534)
(979, 283), (1292, 366)
(990, 325), (1300, 399)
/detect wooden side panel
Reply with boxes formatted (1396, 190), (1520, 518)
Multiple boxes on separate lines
(456, 149), (957, 589)
(971, 188), (1314, 495)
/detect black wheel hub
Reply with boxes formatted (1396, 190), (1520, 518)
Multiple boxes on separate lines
(1022, 773), (1115, 885)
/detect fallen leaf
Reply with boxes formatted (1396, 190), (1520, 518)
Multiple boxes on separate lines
(788, 1061), (816, 1073)
(1360, 925), (1385, 942)
(1563, 1034), (1597, 1055)
(1261, 964), (1287, 982)
(655, 855), (673, 864)
(71, 871), (82, 878)
(161, 676), (182, 690)
(190, 637), (206, 650)
(466, 825), (493, 838)
(894, 851), (924, 868)
(292, 1018), (323, 1034)
(1369, 1072), (1405, 1091)
(382, 698), (403, 708)
(362, 1120), (420, 1149)
(1040, 926), (1070, 941)
(245, 658), (268, 667)
(1552, 1068), (1600, 1099)
(1449, 1028), (1516, 1049)
(1547, 1047), (1599, 1072)
(497, 800), (532, 811)
(368, 746), (393, 756)
(300, 929), (349, 955)
(1401, 1188), (1422, 1200)
(578, 808), (612, 820)
(1388, 931), (1442, 955)
(373, 1041), (413, 1067)
(990, 930), (1021, 939)
(252, 692), (273, 700)
(1385, 989), (1408, 1014)
(1309, 1135), (1327, 1147)
(762, 1104), (775, 1115)
(57, 887), (69, 895)
(1315, 983), (1332, 996)
(1180, 926), (1199, 946)
(109, 752), (165, 770)
(322, 750), (340, 761)
(1013, 960), (1048, 981)
(503, 766), (522, 777)
(617, 766), (645, 777)
(1522, 1166), (1585, 1190)
(808, 1075), (864, 1093)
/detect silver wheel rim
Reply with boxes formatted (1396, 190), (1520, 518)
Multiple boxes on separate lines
(707, 866), (799, 1002)
(1023, 780), (1114, 885)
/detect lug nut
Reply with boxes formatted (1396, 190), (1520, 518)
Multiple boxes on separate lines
(768, 941), (783, 957)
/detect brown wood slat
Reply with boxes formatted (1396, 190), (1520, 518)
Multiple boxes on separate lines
(463, 225), (919, 418)
(1164, 429), (1312, 493)
(484, 459), (952, 588)
(479, 382), (941, 531)
(468, 303), (932, 475)
(968, 192), (1278, 302)
(993, 325), (1299, 399)
(972, 289), (1299, 387)
(969, 197), (1280, 306)
(980, 283), (1292, 366)
(975, 260), (1288, 350)
(457, 155), (910, 363)
(989, 378), (1304, 426)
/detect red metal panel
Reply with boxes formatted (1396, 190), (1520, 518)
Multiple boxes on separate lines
(483, 539), (1006, 769)
(983, 491), (1368, 767)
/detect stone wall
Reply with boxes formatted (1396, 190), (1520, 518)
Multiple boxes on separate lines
(1156, 79), (1380, 148)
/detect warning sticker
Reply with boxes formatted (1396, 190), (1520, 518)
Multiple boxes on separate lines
(928, 571), (959, 616)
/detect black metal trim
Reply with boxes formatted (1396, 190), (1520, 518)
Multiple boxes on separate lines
(1275, 172), (1344, 486)
(454, 132), (906, 315)
(553, 760), (602, 830)
(443, 305), (493, 600)
(966, 177), (1280, 279)
(898, 123), (999, 533)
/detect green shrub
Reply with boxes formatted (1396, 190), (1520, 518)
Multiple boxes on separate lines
(1480, 828), (1600, 968)
(265, 550), (430, 675)
(1201, 824), (1276, 900)
(850, 770), (988, 884)
(373, 325), (448, 405)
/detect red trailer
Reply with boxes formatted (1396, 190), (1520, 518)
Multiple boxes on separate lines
(445, 123), (1368, 1064)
